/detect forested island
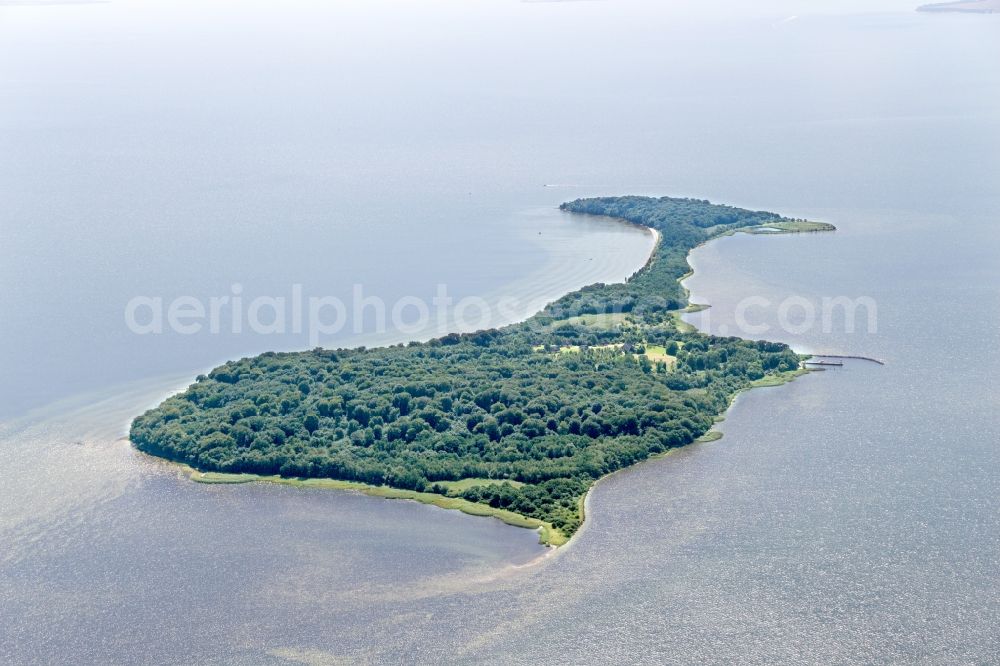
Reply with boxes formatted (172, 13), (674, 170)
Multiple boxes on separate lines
(131, 197), (834, 545)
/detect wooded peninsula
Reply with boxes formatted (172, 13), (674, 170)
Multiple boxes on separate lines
(131, 196), (834, 545)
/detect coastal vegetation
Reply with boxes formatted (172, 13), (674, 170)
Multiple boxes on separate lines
(131, 196), (831, 545)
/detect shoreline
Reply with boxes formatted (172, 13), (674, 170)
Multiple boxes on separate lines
(148, 210), (830, 550)
(140, 214), (659, 549)
(558, 363), (811, 553)
(918, 0), (1000, 13)
(169, 461), (569, 546)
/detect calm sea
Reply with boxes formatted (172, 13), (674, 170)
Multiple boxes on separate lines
(1, 0), (997, 663)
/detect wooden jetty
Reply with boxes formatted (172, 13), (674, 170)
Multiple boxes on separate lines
(812, 354), (886, 366)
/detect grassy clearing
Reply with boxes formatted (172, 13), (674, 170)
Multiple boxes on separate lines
(670, 311), (698, 334)
(750, 367), (810, 388)
(548, 342), (621, 355)
(554, 312), (632, 329)
(545, 342), (677, 372)
(642, 344), (676, 367)
(747, 220), (836, 234)
(435, 478), (525, 492)
(695, 430), (724, 443)
(704, 219), (835, 241)
(183, 468), (566, 546)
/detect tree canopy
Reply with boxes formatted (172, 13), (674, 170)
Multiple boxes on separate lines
(131, 196), (807, 539)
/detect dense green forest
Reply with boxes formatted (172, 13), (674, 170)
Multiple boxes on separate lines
(131, 196), (824, 541)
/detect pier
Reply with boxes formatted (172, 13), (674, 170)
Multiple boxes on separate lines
(810, 354), (886, 366)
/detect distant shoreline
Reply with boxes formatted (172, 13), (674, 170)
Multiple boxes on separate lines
(918, 0), (1000, 13)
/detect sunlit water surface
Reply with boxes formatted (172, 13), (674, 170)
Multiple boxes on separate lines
(1, 0), (998, 663)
